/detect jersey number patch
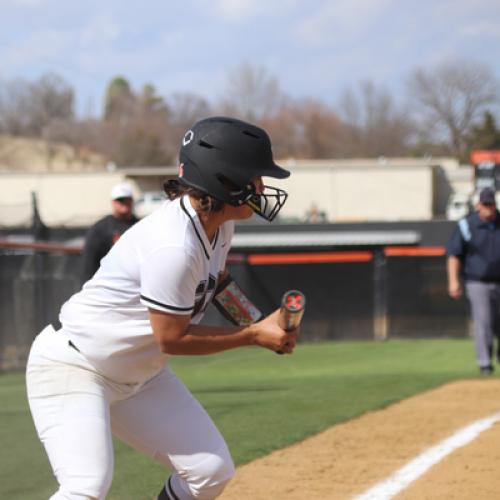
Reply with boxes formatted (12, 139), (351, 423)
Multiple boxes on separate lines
(192, 274), (217, 317)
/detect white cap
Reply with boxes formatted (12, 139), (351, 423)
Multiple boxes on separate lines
(111, 182), (134, 200)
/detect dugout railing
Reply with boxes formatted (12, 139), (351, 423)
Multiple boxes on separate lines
(0, 241), (468, 370)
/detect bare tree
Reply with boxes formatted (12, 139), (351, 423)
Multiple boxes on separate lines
(43, 118), (109, 168)
(261, 104), (306, 159)
(300, 99), (343, 158)
(165, 92), (212, 151)
(337, 80), (414, 157)
(0, 78), (33, 135)
(0, 74), (75, 168)
(28, 73), (74, 136)
(407, 59), (499, 160)
(168, 92), (211, 130)
(0, 73), (74, 137)
(263, 99), (342, 159)
(218, 63), (287, 122)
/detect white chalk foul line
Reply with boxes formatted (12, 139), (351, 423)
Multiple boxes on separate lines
(353, 411), (500, 500)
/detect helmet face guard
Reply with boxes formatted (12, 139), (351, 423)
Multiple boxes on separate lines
(178, 116), (290, 222)
(243, 185), (288, 222)
(215, 178), (288, 222)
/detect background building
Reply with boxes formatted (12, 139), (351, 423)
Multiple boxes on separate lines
(0, 157), (474, 229)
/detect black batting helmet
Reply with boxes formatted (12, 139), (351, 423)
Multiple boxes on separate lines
(178, 116), (289, 221)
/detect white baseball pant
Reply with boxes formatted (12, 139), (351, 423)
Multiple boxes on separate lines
(26, 326), (235, 499)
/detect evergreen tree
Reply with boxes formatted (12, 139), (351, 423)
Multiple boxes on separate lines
(467, 111), (500, 150)
(104, 76), (134, 122)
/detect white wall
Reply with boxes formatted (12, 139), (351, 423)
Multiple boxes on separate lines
(276, 162), (436, 222)
(0, 157), (469, 227)
(0, 171), (139, 227)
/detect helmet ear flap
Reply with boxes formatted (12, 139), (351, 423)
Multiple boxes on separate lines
(214, 174), (254, 206)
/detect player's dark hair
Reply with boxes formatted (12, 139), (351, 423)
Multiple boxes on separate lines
(163, 178), (224, 214)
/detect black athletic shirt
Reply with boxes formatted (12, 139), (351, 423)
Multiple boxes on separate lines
(81, 214), (139, 283)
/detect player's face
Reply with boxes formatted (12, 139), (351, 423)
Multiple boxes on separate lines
(223, 203), (253, 220)
(253, 177), (264, 195)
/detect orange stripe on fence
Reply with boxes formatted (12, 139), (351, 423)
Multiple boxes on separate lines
(384, 246), (446, 257)
(247, 251), (374, 265)
(226, 253), (247, 264)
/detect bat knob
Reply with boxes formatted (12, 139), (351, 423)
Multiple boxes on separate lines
(276, 290), (306, 354)
(283, 290), (306, 312)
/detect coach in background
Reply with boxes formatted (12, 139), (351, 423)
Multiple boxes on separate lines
(446, 186), (500, 374)
(81, 182), (139, 283)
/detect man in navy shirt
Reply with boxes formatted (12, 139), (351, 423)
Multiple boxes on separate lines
(446, 187), (500, 374)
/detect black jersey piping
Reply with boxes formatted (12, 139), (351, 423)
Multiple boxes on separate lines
(140, 295), (194, 312)
(180, 197), (210, 259)
(212, 228), (220, 249)
(167, 476), (181, 500)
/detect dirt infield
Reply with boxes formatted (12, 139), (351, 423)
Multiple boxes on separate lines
(220, 379), (500, 500)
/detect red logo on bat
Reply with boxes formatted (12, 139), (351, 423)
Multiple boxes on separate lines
(286, 293), (303, 310)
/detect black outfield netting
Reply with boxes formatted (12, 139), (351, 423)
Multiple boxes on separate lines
(0, 251), (81, 370)
(386, 255), (468, 338)
(0, 249), (468, 370)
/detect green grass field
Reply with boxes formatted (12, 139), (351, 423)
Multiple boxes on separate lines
(0, 338), (487, 499)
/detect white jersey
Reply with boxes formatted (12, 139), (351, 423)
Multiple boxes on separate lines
(59, 195), (233, 384)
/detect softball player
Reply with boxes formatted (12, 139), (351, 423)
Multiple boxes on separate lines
(26, 117), (297, 500)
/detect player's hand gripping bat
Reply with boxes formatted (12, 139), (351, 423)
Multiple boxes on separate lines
(276, 290), (306, 354)
(212, 274), (305, 353)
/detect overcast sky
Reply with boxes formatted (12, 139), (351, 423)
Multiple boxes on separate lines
(2, 0), (500, 116)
